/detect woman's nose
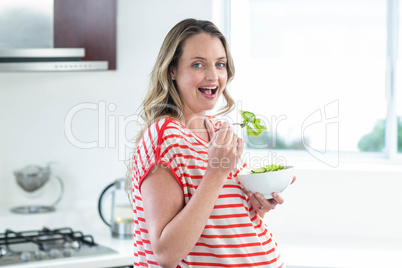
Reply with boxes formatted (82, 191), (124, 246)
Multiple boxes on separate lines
(205, 67), (218, 81)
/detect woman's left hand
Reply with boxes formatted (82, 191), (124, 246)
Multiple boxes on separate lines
(246, 176), (296, 217)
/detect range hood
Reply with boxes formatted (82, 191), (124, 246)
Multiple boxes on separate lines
(0, 0), (108, 72)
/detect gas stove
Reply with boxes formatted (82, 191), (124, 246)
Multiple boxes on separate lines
(0, 227), (117, 266)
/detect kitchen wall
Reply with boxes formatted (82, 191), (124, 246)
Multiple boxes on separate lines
(0, 0), (401, 250)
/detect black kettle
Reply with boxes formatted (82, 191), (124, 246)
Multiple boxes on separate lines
(98, 178), (133, 239)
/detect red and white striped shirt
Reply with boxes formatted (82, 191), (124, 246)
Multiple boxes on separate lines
(132, 117), (285, 268)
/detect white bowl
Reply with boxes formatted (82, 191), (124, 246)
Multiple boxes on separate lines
(238, 166), (294, 199)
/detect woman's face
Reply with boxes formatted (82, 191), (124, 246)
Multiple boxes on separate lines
(171, 33), (228, 119)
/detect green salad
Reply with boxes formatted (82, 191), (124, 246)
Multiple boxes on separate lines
(251, 164), (285, 174)
(239, 110), (267, 137)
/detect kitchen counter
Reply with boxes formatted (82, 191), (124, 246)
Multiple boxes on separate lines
(277, 233), (402, 268)
(0, 206), (133, 268)
(1, 206), (401, 268)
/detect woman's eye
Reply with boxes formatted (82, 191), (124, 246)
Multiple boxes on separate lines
(216, 62), (226, 68)
(192, 63), (203, 68)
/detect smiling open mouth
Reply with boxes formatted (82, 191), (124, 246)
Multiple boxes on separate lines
(198, 86), (218, 96)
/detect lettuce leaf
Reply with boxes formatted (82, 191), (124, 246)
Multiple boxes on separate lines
(246, 119), (267, 136)
(239, 110), (256, 124)
(240, 110), (267, 137)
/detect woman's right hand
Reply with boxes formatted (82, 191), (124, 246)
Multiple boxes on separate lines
(208, 121), (245, 179)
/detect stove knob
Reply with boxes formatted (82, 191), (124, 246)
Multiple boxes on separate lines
(64, 240), (81, 249)
(35, 250), (46, 260)
(49, 248), (61, 259)
(63, 248), (74, 257)
(0, 247), (7, 257)
(71, 240), (81, 249)
(20, 251), (32, 262)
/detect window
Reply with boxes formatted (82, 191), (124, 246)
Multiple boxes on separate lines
(397, 0), (402, 153)
(222, 0), (400, 159)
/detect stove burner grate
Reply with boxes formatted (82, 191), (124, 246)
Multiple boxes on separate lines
(1, 227), (95, 252)
(0, 227), (117, 266)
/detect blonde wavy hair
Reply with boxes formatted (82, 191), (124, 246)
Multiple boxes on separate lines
(125, 19), (236, 201)
(135, 18), (236, 144)
(124, 19), (235, 201)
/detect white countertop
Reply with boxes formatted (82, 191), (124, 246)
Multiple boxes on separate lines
(278, 235), (402, 268)
(0, 206), (133, 268)
(1, 206), (401, 268)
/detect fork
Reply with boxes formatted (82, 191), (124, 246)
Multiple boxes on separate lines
(214, 116), (254, 132)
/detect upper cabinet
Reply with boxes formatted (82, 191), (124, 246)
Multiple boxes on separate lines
(0, 0), (116, 72)
(54, 0), (117, 70)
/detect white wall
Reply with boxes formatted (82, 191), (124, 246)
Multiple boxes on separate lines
(0, 0), (401, 249)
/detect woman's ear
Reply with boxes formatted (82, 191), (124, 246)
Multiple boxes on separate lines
(170, 67), (176, 81)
